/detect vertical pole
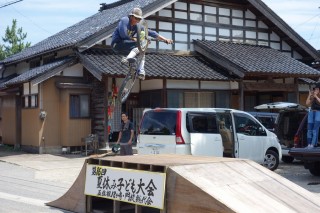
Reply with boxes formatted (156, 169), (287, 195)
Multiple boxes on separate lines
(103, 76), (109, 145)
(239, 80), (244, 110)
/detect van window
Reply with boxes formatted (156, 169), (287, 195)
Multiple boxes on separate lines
(140, 110), (177, 135)
(188, 113), (218, 133)
(233, 113), (266, 136)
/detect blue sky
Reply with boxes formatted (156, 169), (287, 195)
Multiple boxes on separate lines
(0, 0), (319, 49)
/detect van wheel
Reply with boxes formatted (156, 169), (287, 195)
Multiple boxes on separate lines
(309, 168), (320, 176)
(282, 156), (294, 163)
(263, 150), (279, 171)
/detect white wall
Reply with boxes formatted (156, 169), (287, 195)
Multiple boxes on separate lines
(201, 81), (238, 90)
(167, 80), (198, 89)
(141, 79), (163, 91)
(63, 63), (83, 77)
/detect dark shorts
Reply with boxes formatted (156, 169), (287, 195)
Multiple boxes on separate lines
(120, 143), (133, 156)
(112, 40), (137, 55)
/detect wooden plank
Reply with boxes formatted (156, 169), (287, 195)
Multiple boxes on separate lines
(95, 154), (238, 167)
(169, 160), (320, 212)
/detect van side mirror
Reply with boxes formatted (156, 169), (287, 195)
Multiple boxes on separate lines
(258, 127), (267, 136)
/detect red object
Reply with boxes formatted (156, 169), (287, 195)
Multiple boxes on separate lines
(175, 110), (185, 144)
(112, 84), (118, 98)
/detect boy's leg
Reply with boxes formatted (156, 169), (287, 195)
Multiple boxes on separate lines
(112, 40), (137, 55)
(137, 55), (145, 80)
(121, 47), (140, 65)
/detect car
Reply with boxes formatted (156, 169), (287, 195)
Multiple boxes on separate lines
(137, 108), (282, 171)
(248, 111), (278, 132)
(254, 102), (307, 163)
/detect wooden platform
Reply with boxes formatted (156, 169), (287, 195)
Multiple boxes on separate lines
(47, 154), (320, 213)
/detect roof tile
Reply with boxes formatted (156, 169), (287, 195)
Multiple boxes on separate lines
(1, 0), (162, 64)
(79, 49), (230, 80)
(195, 40), (320, 76)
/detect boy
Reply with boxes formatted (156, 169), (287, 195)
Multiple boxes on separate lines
(111, 8), (173, 80)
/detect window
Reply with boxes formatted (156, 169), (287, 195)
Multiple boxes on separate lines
(204, 6), (216, 14)
(205, 15), (216, 23)
(149, 2), (291, 53)
(190, 13), (202, 21)
(140, 110), (177, 135)
(175, 11), (187, 19)
(232, 30), (243, 38)
(245, 31), (256, 39)
(159, 21), (172, 30)
(30, 59), (41, 69)
(205, 27), (216, 35)
(190, 3), (202, 12)
(219, 28), (230, 37)
(219, 17), (230, 25)
(234, 113), (266, 136)
(175, 2), (187, 10)
(175, 23), (188, 32)
(167, 91), (183, 107)
(216, 91), (230, 108)
(232, 9), (243, 18)
(167, 91), (215, 107)
(22, 82), (38, 108)
(232, 18), (243, 26)
(175, 33), (188, 42)
(43, 55), (55, 65)
(159, 9), (172, 17)
(70, 94), (89, 118)
(189, 113), (218, 134)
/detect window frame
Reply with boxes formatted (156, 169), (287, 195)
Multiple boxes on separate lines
(22, 82), (39, 109)
(69, 94), (90, 119)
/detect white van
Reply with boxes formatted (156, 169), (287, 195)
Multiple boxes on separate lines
(137, 108), (282, 171)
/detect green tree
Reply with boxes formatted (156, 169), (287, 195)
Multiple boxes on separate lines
(0, 19), (31, 60)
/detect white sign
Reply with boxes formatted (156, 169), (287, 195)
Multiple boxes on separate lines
(84, 164), (166, 209)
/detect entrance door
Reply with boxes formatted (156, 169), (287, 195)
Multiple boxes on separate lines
(188, 112), (223, 157)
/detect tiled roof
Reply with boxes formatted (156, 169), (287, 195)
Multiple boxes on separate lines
(78, 48), (230, 81)
(1, 0), (170, 64)
(4, 57), (75, 87)
(194, 40), (320, 77)
(298, 78), (317, 84)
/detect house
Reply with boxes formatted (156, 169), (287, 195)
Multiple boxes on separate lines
(0, 0), (319, 153)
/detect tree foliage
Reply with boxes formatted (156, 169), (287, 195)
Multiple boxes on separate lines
(0, 19), (31, 60)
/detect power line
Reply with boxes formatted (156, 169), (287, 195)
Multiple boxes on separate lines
(0, 0), (23, 9)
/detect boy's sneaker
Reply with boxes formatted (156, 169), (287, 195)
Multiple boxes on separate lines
(121, 57), (128, 65)
(121, 57), (136, 65)
(127, 58), (136, 64)
(138, 69), (145, 80)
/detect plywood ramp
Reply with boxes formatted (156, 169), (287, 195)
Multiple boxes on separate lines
(46, 162), (86, 213)
(47, 154), (320, 213)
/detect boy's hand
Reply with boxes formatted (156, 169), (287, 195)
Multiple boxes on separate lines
(164, 39), (173, 44)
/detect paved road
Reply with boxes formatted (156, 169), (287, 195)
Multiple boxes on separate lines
(0, 147), (85, 213)
(275, 160), (320, 194)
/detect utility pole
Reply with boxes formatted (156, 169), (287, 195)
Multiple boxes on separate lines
(0, 0), (23, 9)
